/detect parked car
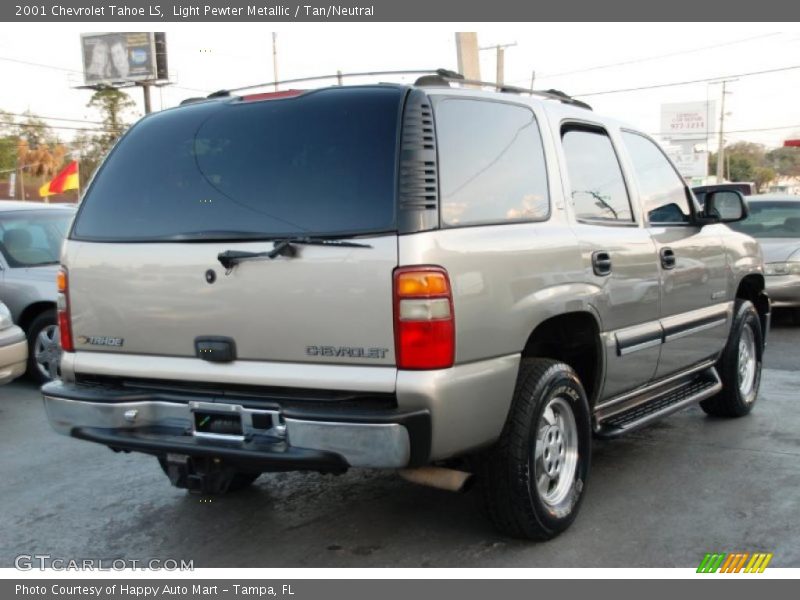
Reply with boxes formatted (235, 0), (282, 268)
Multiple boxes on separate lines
(725, 193), (800, 320)
(0, 202), (76, 382)
(0, 300), (27, 385)
(42, 76), (769, 540)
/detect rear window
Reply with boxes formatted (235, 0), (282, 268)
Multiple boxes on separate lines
(0, 210), (73, 267)
(72, 87), (404, 241)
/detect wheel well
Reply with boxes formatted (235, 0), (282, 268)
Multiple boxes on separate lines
(736, 274), (769, 316)
(521, 312), (601, 405)
(17, 301), (55, 334)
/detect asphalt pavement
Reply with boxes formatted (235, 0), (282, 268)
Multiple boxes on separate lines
(1, 314), (798, 568)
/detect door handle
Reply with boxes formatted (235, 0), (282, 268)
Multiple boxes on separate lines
(660, 247), (676, 270)
(592, 251), (612, 276)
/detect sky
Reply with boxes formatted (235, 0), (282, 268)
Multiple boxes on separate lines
(1, 22), (799, 151)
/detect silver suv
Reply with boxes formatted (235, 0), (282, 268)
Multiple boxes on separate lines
(43, 72), (769, 540)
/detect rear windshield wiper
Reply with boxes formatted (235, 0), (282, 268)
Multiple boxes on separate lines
(217, 237), (373, 273)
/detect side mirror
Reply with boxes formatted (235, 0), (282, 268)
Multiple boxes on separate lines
(704, 190), (749, 223)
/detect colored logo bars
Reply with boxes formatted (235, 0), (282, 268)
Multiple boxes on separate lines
(697, 552), (773, 573)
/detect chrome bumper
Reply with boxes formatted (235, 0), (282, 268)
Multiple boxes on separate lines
(43, 393), (418, 469)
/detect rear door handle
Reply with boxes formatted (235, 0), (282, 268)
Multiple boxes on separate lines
(592, 251), (612, 276)
(660, 247), (676, 270)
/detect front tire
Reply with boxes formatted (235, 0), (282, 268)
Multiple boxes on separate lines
(701, 299), (763, 417)
(477, 358), (591, 540)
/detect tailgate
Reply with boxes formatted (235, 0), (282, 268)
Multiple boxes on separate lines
(66, 237), (398, 366)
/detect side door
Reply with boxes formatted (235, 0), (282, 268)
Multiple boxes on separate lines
(619, 131), (729, 379)
(559, 123), (662, 400)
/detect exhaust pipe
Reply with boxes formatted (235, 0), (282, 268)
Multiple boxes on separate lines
(398, 466), (473, 493)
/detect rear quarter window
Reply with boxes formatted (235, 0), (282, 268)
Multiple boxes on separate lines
(434, 98), (549, 227)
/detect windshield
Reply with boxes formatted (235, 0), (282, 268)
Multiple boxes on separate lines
(0, 210), (73, 267)
(72, 87), (404, 242)
(729, 200), (800, 238)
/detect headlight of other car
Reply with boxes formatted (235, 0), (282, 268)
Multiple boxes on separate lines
(764, 261), (800, 276)
(0, 303), (13, 331)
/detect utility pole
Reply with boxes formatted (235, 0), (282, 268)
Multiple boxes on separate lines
(272, 33), (279, 91)
(480, 42), (517, 88)
(711, 79), (736, 183)
(455, 33), (481, 82)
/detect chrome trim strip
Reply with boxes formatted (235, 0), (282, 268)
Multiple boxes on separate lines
(618, 337), (662, 356)
(595, 358), (716, 412)
(663, 318), (727, 343)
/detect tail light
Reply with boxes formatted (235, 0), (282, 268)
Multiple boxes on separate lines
(393, 266), (454, 370)
(56, 267), (74, 352)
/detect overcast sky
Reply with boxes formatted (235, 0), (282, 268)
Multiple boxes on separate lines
(1, 22), (799, 150)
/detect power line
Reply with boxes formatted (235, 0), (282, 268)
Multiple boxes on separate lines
(652, 124), (800, 136)
(0, 120), (121, 134)
(2, 111), (107, 126)
(574, 64), (800, 97)
(0, 55), (210, 94)
(510, 32), (782, 84)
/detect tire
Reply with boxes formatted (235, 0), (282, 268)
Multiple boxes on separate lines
(26, 309), (61, 384)
(157, 457), (260, 493)
(476, 358), (592, 540)
(700, 299), (763, 418)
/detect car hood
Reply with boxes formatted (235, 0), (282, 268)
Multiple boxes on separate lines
(757, 239), (800, 263)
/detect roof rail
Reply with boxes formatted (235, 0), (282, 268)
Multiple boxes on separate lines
(206, 69), (445, 98)
(199, 68), (591, 110)
(421, 73), (592, 110)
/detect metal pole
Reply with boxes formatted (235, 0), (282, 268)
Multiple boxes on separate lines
(142, 83), (152, 114)
(337, 70), (343, 86)
(272, 33), (279, 91)
(496, 45), (504, 88)
(530, 70), (536, 92)
(716, 81), (727, 182)
(18, 160), (25, 201)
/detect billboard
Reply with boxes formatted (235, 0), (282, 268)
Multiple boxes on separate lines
(666, 148), (708, 179)
(660, 101), (716, 141)
(81, 32), (168, 86)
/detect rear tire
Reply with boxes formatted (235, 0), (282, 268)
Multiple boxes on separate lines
(476, 358), (591, 540)
(701, 299), (763, 418)
(26, 310), (60, 384)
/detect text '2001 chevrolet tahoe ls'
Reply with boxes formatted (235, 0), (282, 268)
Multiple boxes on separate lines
(43, 72), (769, 540)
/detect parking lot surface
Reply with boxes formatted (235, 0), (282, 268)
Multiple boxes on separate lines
(1, 317), (798, 568)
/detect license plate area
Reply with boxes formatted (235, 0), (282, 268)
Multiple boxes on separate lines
(189, 401), (281, 441)
(193, 411), (243, 437)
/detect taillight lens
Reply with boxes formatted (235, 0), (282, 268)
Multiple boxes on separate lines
(57, 267), (74, 352)
(393, 266), (454, 370)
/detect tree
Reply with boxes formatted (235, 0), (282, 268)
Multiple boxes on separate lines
(765, 146), (800, 178)
(79, 87), (136, 181)
(708, 141), (777, 191)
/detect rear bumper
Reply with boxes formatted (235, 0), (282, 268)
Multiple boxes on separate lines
(42, 381), (430, 470)
(0, 327), (27, 385)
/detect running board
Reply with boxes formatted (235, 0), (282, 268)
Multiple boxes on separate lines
(594, 367), (721, 438)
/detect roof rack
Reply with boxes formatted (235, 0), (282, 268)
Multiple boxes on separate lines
(197, 68), (590, 111)
(206, 69), (448, 98)
(415, 72), (591, 110)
